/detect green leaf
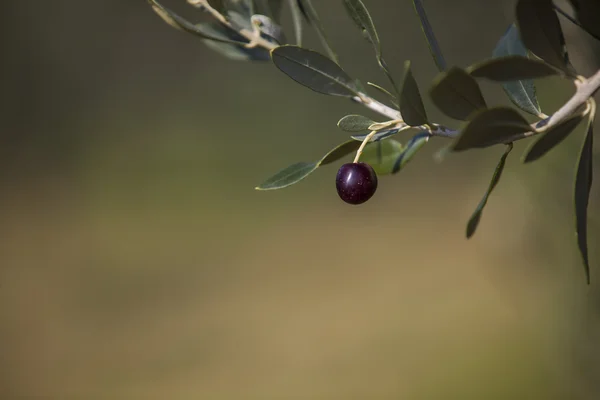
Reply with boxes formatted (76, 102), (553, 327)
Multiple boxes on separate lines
(400, 61), (428, 126)
(522, 111), (586, 163)
(411, 0), (447, 72)
(360, 139), (405, 175)
(319, 140), (362, 165)
(367, 82), (399, 106)
(392, 132), (430, 173)
(288, 0), (304, 45)
(466, 143), (513, 238)
(270, 45), (359, 97)
(516, 0), (569, 72)
(295, 0), (339, 64)
(429, 67), (487, 120)
(568, 0), (600, 42)
(255, 162), (317, 190)
(343, 0), (380, 52)
(255, 140), (361, 190)
(467, 55), (561, 81)
(452, 107), (531, 151)
(147, 0), (245, 44)
(342, 0), (400, 97)
(574, 99), (595, 284)
(337, 115), (376, 132)
(492, 24), (543, 117)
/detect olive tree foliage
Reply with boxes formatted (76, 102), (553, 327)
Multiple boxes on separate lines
(147, 0), (600, 283)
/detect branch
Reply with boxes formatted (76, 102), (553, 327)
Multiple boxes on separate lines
(187, 0), (278, 50)
(187, 0), (599, 149)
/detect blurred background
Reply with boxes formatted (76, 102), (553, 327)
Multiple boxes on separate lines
(1, 0), (600, 398)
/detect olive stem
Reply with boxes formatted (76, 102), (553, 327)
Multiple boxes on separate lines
(187, 0), (277, 50)
(353, 130), (378, 163)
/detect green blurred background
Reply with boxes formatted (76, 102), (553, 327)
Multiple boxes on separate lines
(1, 0), (600, 398)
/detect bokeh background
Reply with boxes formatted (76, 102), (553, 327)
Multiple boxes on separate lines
(2, 0), (600, 398)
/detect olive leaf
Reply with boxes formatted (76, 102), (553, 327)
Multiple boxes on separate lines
(255, 140), (361, 190)
(429, 67), (487, 120)
(522, 111), (586, 163)
(367, 82), (399, 107)
(452, 107), (531, 151)
(392, 132), (430, 173)
(360, 139), (406, 175)
(492, 24), (544, 117)
(466, 143), (513, 238)
(288, 0), (304, 45)
(574, 99), (596, 284)
(516, 0), (570, 73)
(342, 0), (400, 98)
(270, 45), (359, 97)
(295, 0), (339, 64)
(337, 115), (376, 132)
(567, 0), (600, 42)
(467, 55), (561, 81)
(411, 0), (447, 72)
(400, 61), (428, 126)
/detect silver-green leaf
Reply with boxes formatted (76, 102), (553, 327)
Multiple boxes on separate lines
(270, 45), (359, 96)
(466, 143), (513, 238)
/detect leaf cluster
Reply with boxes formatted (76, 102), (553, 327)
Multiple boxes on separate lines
(147, 0), (599, 283)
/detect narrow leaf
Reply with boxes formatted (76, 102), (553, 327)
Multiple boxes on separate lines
(468, 55), (561, 81)
(296, 0), (340, 64)
(255, 140), (360, 190)
(466, 143), (514, 238)
(338, 115), (376, 132)
(288, 0), (304, 45)
(412, 0), (447, 72)
(319, 140), (362, 165)
(567, 0), (600, 42)
(367, 82), (399, 106)
(270, 45), (359, 97)
(493, 24), (543, 117)
(360, 139), (405, 175)
(392, 132), (430, 173)
(400, 61), (428, 126)
(343, 0), (380, 52)
(255, 162), (317, 190)
(452, 107), (531, 151)
(574, 99), (596, 284)
(516, 0), (569, 72)
(430, 67), (487, 120)
(342, 0), (400, 97)
(522, 112), (586, 163)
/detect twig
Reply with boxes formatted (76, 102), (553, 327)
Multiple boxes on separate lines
(187, 0), (277, 50)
